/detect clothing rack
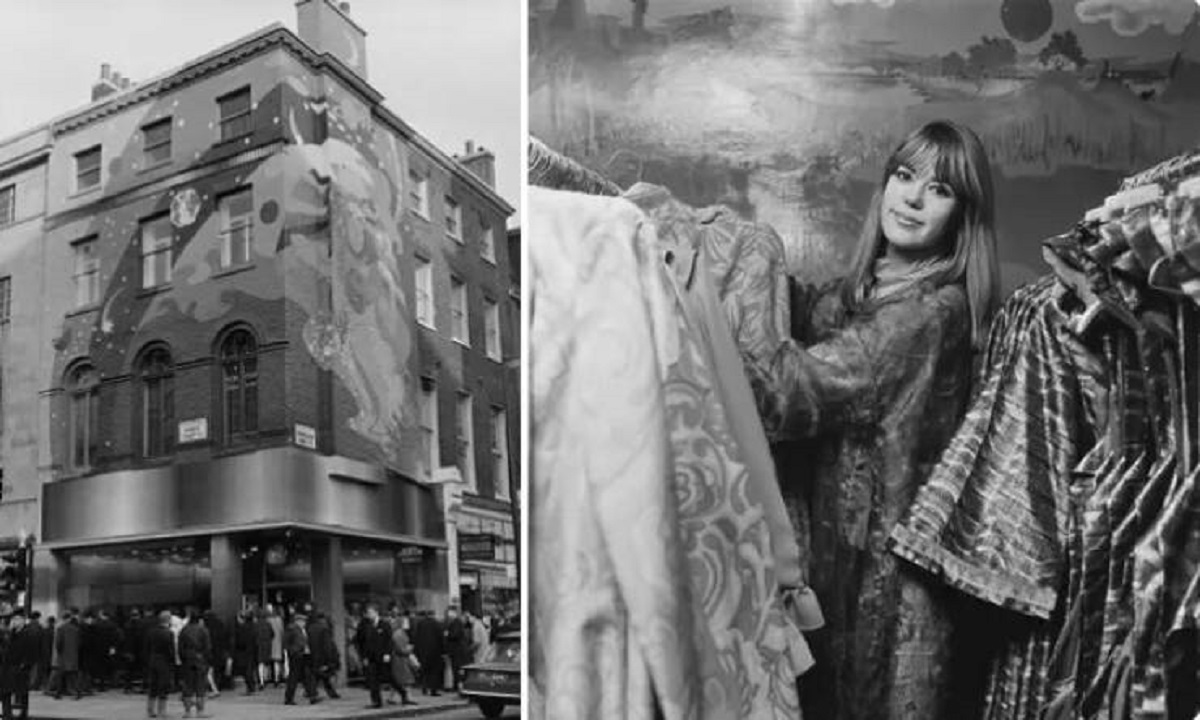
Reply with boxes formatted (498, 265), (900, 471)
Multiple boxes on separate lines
(528, 136), (623, 197)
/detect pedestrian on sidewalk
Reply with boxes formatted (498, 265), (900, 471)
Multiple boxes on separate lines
(41, 616), (57, 698)
(253, 609), (274, 689)
(144, 611), (175, 719)
(282, 612), (319, 706)
(2, 608), (38, 720)
(444, 607), (470, 692)
(308, 611), (341, 701)
(353, 604), (391, 709)
(412, 610), (444, 697)
(178, 609), (212, 718)
(232, 611), (259, 695)
(53, 609), (82, 701)
(387, 621), (418, 707)
(266, 606), (284, 689)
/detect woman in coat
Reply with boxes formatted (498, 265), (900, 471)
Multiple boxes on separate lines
(266, 606), (284, 687)
(253, 610), (274, 688)
(387, 623), (417, 706)
(750, 120), (1001, 720)
(144, 611), (175, 719)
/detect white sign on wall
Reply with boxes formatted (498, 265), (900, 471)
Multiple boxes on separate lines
(178, 418), (208, 444)
(294, 423), (317, 450)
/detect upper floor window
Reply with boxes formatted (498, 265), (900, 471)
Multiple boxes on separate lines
(142, 117), (172, 166)
(456, 391), (475, 492)
(481, 224), (496, 264)
(0, 185), (14, 225)
(140, 347), (174, 458)
(218, 87), (252, 142)
(450, 277), (468, 345)
(75, 146), (102, 192)
(415, 258), (434, 328)
(67, 363), (99, 470)
(491, 406), (510, 502)
(73, 238), (99, 307)
(419, 377), (439, 479)
(484, 298), (501, 361)
(444, 196), (462, 241)
(140, 215), (173, 289)
(219, 188), (253, 268)
(409, 170), (429, 219)
(220, 329), (258, 442)
(0, 277), (9, 328)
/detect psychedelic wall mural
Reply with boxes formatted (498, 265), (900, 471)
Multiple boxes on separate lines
(530, 0), (1200, 292)
(45, 45), (438, 479)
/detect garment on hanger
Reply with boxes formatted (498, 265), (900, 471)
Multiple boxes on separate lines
(529, 186), (808, 720)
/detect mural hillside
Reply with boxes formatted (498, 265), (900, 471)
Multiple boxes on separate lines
(530, 0), (1200, 292)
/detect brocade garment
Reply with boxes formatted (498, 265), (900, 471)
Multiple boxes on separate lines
(529, 187), (807, 720)
(747, 273), (974, 720)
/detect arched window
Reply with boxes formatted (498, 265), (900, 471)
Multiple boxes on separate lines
(221, 330), (258, 441)
(141, 347), (174, 458)
(67, 363), (99, 470)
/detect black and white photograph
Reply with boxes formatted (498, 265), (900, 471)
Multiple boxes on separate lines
(0, 1), (521, 718)
(528, 0), (1200, 718)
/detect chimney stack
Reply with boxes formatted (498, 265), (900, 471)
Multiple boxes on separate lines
(296, 0), (368, 80)
(459, 140), (496, 189)
(91, 63), (127, 102)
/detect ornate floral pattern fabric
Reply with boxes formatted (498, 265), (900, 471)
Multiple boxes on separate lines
(745, 273), (975, 720)
(530, 187), (807, 720)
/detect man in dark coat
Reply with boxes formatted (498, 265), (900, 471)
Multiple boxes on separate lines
(411, 610), (445, 696)
(122, 609), (145, 693)
(177, 610), (212, 718)
(2, 609), (38, 720)
(352, 604), (391, 709)
(94, 610), (121, 691)
(53, 609), (82, 700)
(232, 611), (259, 694)
(282, 612), (319, 706)
(307, 611), (340, 700)
(203, 611), (229, 692)
(144, 611), (175, 719)
(443, 607), (471, 692)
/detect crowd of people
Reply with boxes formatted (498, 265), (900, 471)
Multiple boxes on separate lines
(0, 600), (512, 719)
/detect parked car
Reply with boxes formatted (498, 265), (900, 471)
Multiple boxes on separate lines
(460, 630), (520, 718)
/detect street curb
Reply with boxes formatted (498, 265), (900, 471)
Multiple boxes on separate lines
(27, 698), (471, 720)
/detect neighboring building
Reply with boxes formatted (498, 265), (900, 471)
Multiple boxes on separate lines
(0, 0), (516, 649)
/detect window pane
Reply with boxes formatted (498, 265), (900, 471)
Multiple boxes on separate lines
(219, 90), (251, 117)
(245, 380), (258, 433)
(0, 185), (13, 225)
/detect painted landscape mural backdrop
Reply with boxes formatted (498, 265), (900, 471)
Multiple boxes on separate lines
(530, 0), (1200, 292)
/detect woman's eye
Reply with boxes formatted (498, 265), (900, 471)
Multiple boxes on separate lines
(930, 184), (953, 198)
(894, 167), (913, 181)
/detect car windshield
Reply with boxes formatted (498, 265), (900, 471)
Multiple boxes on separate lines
(484, 637), (520, 664)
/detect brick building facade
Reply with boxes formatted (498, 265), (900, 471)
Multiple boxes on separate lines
(0, 0), (517, 646)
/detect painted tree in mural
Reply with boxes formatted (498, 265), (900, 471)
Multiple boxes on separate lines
(966, 36), (1018, 76)
(1038, 30), (1086, 70)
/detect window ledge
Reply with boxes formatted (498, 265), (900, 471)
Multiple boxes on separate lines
(417, 319), (436, 331)
(447, 233), (463, 243)
(213, 263), (256, 280)
(69, 185), (102, 200)
(138, 159), (173, 175)
(482, 255), (497, 265)
(137, 284), (173, 300)
(65, 304), (102, 319)
(453, 338), (471, 348)
(214, 134), (254, 149)
(410, 209), (430, 222)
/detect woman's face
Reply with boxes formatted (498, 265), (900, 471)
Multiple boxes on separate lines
(880, 163), (959, 257)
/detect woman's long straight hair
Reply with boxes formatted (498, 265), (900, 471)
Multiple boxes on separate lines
(840, 120), (1001, 347)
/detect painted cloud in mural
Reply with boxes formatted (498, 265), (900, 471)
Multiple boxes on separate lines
(1075, 0), (1197, 36)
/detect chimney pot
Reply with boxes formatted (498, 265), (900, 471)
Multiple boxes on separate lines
(101, 63), (111, 80)
(466, 140), (475, 155)
(339, 2), (350, 12)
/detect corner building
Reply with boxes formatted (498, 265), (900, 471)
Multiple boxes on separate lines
(0, 0), (517, 649)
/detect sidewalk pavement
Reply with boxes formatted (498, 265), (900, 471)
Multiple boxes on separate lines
(26, 685), (469, 720)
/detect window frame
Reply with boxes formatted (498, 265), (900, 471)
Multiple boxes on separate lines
(139, 214), (173, 289)
(220, 329), (259, 443)
(140, 347), (175, 459)
(491, 405), (509, 502)
(75, 146), (102, 192)
(0, 184), (14, 226)
(218, 187), (254, 269)
(141, 117), (173, 166)
(484, 298), (501, 361)
(456, 391), (475, 493)
(415, 257), (434, 329)
(419, 377), (439, 479)
(408, 170), (429, 219)
(72, 237), (100, 308)
(0, 277), (10, 328)
(67, 363), (100, 471)
(444, 196), (462, 241)
(481, 224), (496, 264)
(450, 277), (469, 346)
(217, 87), (253, 143)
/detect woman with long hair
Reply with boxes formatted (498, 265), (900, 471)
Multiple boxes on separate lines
(748, 119), (1001, 720)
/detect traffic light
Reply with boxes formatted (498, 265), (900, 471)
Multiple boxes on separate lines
(0, 545), (28, 596)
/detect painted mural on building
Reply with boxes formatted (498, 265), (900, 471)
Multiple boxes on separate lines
(530, 0), (1200, 292)
(47, 53), (426, 478)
